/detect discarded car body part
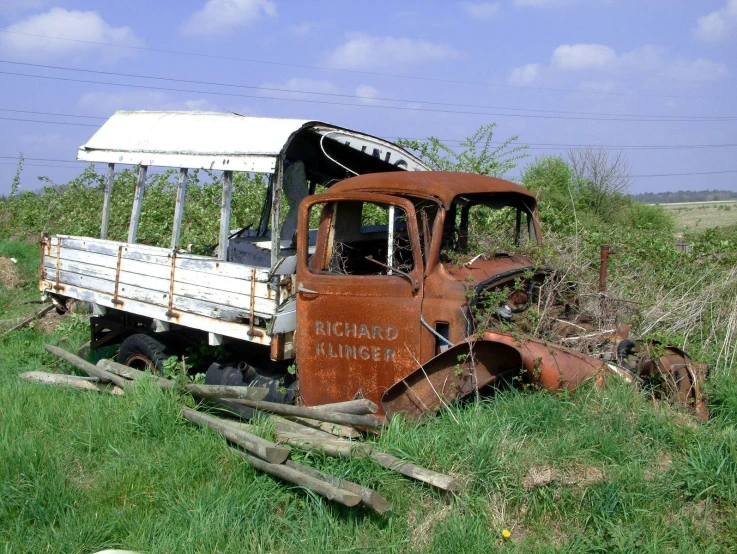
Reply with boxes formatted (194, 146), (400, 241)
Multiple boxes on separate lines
(635, 345), (709, 422)
(381, 339), (523, 420)
(484, 331), (606, 392)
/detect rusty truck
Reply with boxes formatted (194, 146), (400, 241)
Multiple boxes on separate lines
(40, 111), (707, 420)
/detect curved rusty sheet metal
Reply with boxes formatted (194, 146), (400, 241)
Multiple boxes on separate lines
(483, 331), (606, 391)
(381, 339), (522, 419)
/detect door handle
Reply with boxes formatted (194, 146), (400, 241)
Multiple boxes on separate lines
(297, 283), (319, 295)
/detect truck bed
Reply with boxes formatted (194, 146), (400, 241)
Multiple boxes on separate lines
(39, 235), (289, 344)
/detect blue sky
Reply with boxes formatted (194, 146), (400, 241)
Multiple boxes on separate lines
(1, 0), (736, 195)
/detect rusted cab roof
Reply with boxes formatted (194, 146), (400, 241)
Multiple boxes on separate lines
(328, 171), (536, 208)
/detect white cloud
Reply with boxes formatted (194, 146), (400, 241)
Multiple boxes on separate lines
(326, 33), (461, 70)
(0, 8), (142, 62)
(288, 22), (315, 37)
(551, 44), (617, 70)
(1, 0), (47, 15)
(181, 0), (276, 38)
(665, 58), (729, 83)
(694, 0), (737, 42)
(508, 63), (540, 85)
(460, 2), (501, 19)
(509, 43), (728, 88)
(514, 0), (580, 7)
(354, 84), (380, 105)
(77, 91), (220, 114)
(260, 77), (342, 97)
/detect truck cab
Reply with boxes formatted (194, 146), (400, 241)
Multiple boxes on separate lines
(294, 171), (543, 407)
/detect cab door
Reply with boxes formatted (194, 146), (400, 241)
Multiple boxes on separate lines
(295, 192), (424, 408)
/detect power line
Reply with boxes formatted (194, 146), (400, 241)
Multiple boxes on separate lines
(1, 60), (733, 121)
(3, 108), (737, 151)
(0, 155), (86, 163)
(0, 29), (733, 101)
(0, 115), (98, 127)
(2, 69), (732, 124)
(632, 169), (737, 178)
(0, 107), (106, 120)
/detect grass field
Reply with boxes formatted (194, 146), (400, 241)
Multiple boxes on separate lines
(660, 200), (737, 232)
(2, 241), (737, 553)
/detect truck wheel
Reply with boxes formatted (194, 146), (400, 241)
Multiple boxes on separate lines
(117, 334), (173, 374)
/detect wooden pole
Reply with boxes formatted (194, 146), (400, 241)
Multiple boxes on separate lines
(20, 371), (124, 395)
(127, 165), (147, 244)
(273, 431), (371, 459)
(307, 399), (378, 415)
(181, 407), (289, 464)
(231, 449), (361, 507)
(100, 163), (114, 240)
(289, 416), (363, 439)
(227, 398), (383, 429)
(97, 359), (268, 400)
(218, 170), (233, 260)
(369, 449), (459, 493)
(0, 304), (53, 339)
(171, 168), (188, 250)
(43, 344), (130, 390)
(283, 460), (391, 514)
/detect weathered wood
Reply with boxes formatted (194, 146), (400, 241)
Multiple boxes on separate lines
(268, 415), (337, 440)
(227, 398), (383, 429)
(97, 359), (269, 401)
(231, 449), (361, 507)
(127, 165), (147, 243)
(171, 168), (188, 249)
(43, 344), (130, 390)
(273, 431), (371, 459)
(289, 416), (363, 439)
(283, 460), (391, 514)
(218, 170), (233, 260)
(0, 304), (53, 338)
(19, 371), (124, 395)
(48, 236), (273, 281)
(307, 399), (378, 415)
(181, 407), (289, 464)
(100, 163), (114, 240)
(40, 281), (271, 345)
(369, 449), (459, 493)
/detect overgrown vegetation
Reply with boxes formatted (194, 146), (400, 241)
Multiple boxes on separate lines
(2, 128), (737, 552)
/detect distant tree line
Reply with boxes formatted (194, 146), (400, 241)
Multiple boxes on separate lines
(632, 190), (737, 204)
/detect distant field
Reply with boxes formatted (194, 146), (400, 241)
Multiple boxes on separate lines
(659, 200), (737, 232)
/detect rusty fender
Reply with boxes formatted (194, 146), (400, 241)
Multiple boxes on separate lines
(484, 331), (617, 391)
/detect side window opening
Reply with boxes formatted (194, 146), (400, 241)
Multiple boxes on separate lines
(441, 195), (537, 259)
(308, 200), (415, 276)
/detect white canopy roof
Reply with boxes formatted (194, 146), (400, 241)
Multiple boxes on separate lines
(77, 110), (428, 173)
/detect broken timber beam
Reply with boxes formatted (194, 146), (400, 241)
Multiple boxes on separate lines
(230, 449), (361, 507)
(181, 407), (289, 464)
(227, 398), (383, 429)
(369, 450), (459, 493)
(19, 371), (124, 395)
(1, 304), (54, 339)
(307, 399), (378, 415)
(283, 460), (392, 514)
(44, 344), (130, 390)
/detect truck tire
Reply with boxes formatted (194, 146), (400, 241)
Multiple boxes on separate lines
(117, 334), (173, 374)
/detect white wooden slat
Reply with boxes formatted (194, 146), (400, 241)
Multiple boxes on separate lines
(49, 236), (272, 281)
(43, 267), (278, 319)
(171, 168), (188, 249)
(44, 250), (276, 302)
(40, 280), (270, 344)
(128, 165), (147, 243)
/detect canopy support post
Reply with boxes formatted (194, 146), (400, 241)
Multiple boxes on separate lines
(270, 161), (283, 269)
(171, 168), (188, 250)
(100, 163), (114, 240)
(127, 165), (147, 244)
(218, 170), (233, 260)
